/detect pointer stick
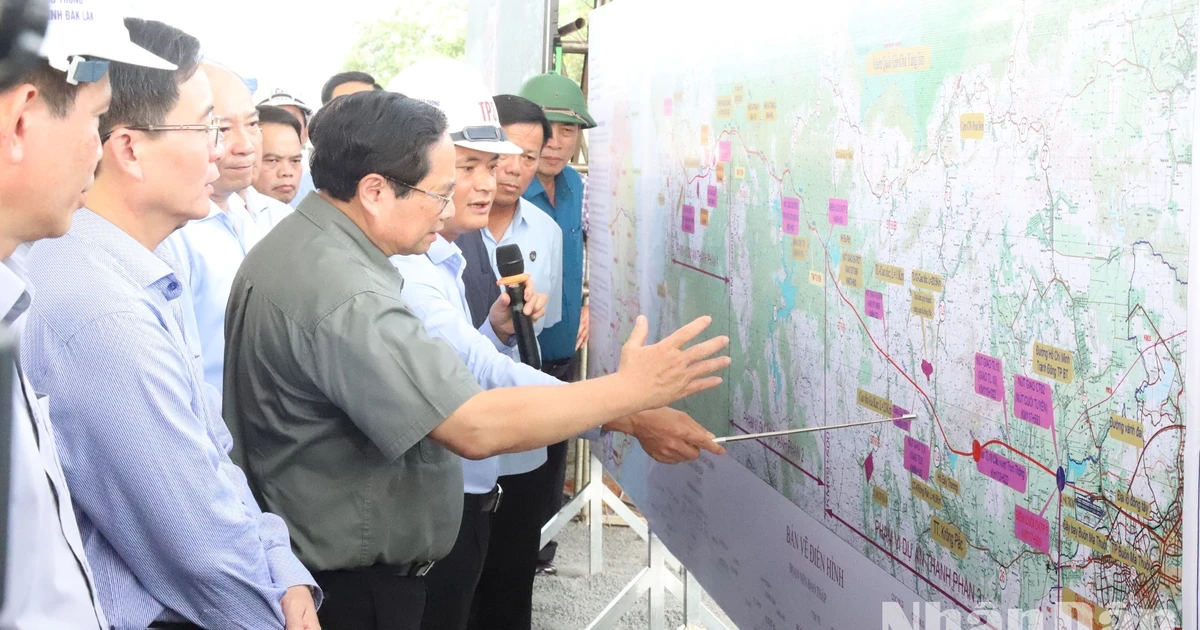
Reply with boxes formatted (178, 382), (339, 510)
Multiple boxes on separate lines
(713, 414), (917, 444)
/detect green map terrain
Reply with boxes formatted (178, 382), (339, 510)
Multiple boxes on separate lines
(586, 0), (1194, 624)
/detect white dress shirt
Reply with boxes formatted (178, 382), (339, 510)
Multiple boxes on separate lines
(164, 195), (264, 394)
(0, 252), (106, 630)
(244, 186), (293, 236)
(390, 235), (561, 493)
(481, 199), (565, 475)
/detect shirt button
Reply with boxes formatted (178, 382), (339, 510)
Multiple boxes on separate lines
(168, 282), (180, 292)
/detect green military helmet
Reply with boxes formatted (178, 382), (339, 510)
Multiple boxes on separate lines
(518, 72), (597, 129)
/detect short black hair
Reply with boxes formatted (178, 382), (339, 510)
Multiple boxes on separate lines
(320, 71), (382, 105)
(100, 19), (203, 137)
(256, 104), (302, 141)
(7, 60), (82, 118)
(494, 94), (552, 147)
(309, 90), (447, 201)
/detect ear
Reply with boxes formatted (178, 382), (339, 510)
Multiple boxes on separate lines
(104, 129), (146, 181)
(356, 173), (391, 219)
(0, 85), (38, 165)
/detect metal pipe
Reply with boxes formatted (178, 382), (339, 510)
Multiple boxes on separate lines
(558, 17), (586, 38)
(542, 0), (557, 72)
(562, 41), (588, 55)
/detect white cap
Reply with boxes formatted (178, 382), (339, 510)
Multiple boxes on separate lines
(257, 89), (313, 117)
(387, 58), (522, 155)
(39, 0), (176, 76)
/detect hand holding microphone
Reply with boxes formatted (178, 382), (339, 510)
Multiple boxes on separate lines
(493, 244), (544, 368)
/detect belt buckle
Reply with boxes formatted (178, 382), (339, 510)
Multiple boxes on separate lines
(413, 561), (435, 578)
(492, 484), (504, 513)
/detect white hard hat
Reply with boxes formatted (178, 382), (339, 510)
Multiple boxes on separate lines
(257, 88), (313, 117)
(40, 0), (176, 83)
(387, 58), (522, 155)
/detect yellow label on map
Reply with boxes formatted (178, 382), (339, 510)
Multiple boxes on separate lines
(1033, 342), (1074, 384)
(911, 478), (944, 509)
(1064, 517), (1107, 554)
(700, 208), (710, 227)
(657, 284), (667, 297)
(1061, 587), (1106, 630)
(734, 166), (746, 179)
(733, 83), (745, 104)
(791, 238), (809, 261)
(1109, 414), (1144, 449)
(930, 515), (967, 558)
(700, 125), (709, 145)
(856, 389), (892, 417)
(911, 290), (935, 319)
(764, 100), (777, 121)
(911, 269), (944, 292)
(673, 90), (682, 102)
(839, 254), (862, 289)
(836, 148), (854, 160)
(1063, 493), (1076, 510)
(935, 471), (960, 495)
(747, 102), (761, 121)
(839, 234), (851, 247)
(875, 263), (905, 285)
(717, 96), (733, 119)
(809, 270), (824, 286)
(1114, 489), (1150, 518)
(866, 45), (933, 75)
(1112, 543), (1155, 574)
(716, 163), (725, 183)
(873, 486), (889, 507)
(960, 113), (985, 139)
(684, 156), (701, 169)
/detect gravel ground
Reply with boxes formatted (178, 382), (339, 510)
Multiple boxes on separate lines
(532, 520), (738, 630)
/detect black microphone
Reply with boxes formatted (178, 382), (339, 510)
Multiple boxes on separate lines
(495, 243), (542, 369)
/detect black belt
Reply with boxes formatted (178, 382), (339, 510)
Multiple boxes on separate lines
(464, 484), (503, 513)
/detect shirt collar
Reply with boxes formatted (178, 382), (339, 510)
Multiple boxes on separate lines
(426, 234), (462, 266)
(558, 166), (583, 195)
(243, 187), (272, 216)
(0, 254), (30, 326)
(70, 209), (183, 297)
(525, 175), (550, 201)
(295, 192), (394, 273)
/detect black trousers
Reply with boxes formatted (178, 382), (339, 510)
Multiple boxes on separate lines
(314, 566), (428, 630)
(421, 494), (494, 630)
(537, 354), (579, 564)
(469, 467), (549, 630)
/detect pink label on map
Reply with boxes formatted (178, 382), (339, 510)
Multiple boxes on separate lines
(893, 405), (911, 431)
(707, 185), (718, 207)
(865, 290), (883, 320)
(664, 98), (673, 116)
(719, 141), (731, 162)
(1013, 375), (1052, 429)
(1014, 505), (1049, 553)
(977, 449), (1027, 493)
(903, 436), (930, 480)
(974, 353), (1004, 402)
(828, 198), (848, 226)
(781, 197), (800, 235)
(682, 205), (695, 234)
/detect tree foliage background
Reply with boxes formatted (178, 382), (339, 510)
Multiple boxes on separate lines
(342, 0), (468, 88)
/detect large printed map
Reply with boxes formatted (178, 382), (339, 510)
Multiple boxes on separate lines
(585, 0), (1195, 626)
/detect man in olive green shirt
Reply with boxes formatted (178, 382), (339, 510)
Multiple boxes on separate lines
(223, 90), (730, 630)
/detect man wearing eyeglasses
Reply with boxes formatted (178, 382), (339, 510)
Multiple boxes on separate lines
(18, 18), (321, 630)
(166, 63), (292, 395)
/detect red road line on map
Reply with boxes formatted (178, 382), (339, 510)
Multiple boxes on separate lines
(671, 258), (730, 283)
(825, 509), (991, 626)
(728, 420), (823, 486)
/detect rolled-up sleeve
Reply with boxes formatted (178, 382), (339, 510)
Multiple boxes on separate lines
(309, 291), (483, 461)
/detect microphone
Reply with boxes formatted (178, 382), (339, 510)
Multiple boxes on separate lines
(495, 244), (542, 369)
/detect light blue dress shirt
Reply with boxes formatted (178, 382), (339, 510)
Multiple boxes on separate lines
(290, 170), (315, 209)
(165, 196), (263, 394)
(390, 235), (561, 492)
(481, 198), (566, 475)
(20, 209), (318, 630)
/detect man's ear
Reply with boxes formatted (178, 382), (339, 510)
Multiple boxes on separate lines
(357, 174), (390, 219)
(0, 85), (38, 165)
(103, 129), (147, 181)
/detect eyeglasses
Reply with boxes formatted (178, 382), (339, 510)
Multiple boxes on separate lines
(382, 176), (454, 213)
(102, 115), (225, 148)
